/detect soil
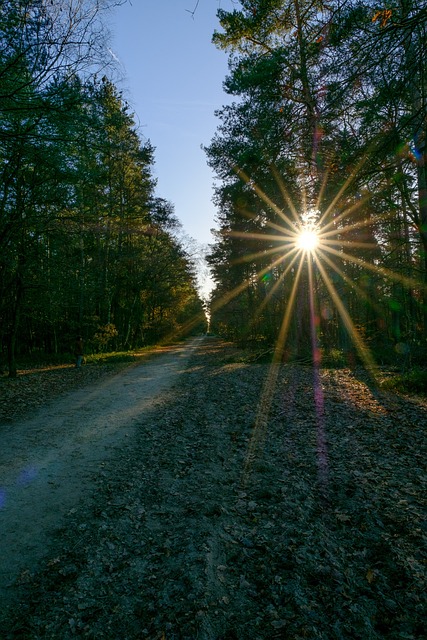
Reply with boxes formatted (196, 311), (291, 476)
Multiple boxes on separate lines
(0, 337), (426, 639)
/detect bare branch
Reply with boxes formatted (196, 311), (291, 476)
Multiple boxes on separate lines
(186, 0), (200, 19)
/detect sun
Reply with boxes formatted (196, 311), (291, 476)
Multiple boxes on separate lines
(296, 228), (319, 252)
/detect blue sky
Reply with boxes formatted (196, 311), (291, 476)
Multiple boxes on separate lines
(109, 0), (236, 253)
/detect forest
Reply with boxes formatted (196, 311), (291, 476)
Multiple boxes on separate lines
(0, 3), (426, 637)
(0, 0), (205, 378)
(206, 0), (427, 372)
(2, 0), (426, 382)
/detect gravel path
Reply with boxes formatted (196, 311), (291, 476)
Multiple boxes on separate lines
(0, 338), (426, 639)
(0, 338), (203, 609)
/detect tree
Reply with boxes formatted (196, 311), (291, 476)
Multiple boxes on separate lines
(0, 1), (126, 375)
(207, 0), (426, 361)
(0, 3), (205, 375)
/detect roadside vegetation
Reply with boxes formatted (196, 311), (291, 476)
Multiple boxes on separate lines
(207, 1), (427, 372)
(0, 1), (205, 379)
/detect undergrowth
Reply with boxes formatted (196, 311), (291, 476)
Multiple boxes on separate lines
(380, 368), (427, 395)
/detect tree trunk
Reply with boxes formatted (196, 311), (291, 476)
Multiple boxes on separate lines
(8, 277), (23, 378)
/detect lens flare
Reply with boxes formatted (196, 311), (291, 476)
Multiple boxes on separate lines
(208, 158), (425, 492)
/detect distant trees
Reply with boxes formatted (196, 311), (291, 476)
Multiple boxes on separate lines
(0, 1), (204, 376)
(207, 0), (426, 363)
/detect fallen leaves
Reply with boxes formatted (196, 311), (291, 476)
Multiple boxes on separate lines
(1, 340), (426, 639)
(0, 363), (125, 424)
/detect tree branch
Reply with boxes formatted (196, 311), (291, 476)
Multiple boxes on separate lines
(186, 0), (200, 19)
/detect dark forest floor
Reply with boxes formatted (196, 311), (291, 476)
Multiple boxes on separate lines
(0, 339), (426, 639)
(0, 361), (127, 424)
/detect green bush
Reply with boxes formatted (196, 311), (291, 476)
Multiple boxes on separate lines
(380, 368), (427, 395)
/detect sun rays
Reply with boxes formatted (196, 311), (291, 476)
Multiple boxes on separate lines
(295, 208), (321, 253)
(208, 160), (426, 486)
(296, 228), (319, 252)
(214, 162), (425, 374)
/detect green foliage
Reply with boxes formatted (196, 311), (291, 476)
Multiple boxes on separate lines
(207, 0), (427, 361)
(380, 368), (427, 395)
(0, 4), (204, 375)
(92, 324), (119, 352)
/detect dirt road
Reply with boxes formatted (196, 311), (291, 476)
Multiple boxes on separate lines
(0, 338), (203, 609)
(0, 338), (426, 639)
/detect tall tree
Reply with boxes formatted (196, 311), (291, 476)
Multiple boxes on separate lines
(0, 0), (124, 374)
(0, 2), (205, 375)
(207, 0), (426, 360)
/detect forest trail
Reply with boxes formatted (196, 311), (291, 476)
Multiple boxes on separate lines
(0, 338), (426, 639)
(0, 337), (203, 608)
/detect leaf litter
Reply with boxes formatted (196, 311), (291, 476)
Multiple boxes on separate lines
(0, 339), (426, 639)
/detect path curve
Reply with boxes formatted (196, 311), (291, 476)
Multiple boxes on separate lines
(0, 337), (203, 604)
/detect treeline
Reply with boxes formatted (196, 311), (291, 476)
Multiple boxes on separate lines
(206, 0), (427, 365)
(0, 1), (204, 377)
